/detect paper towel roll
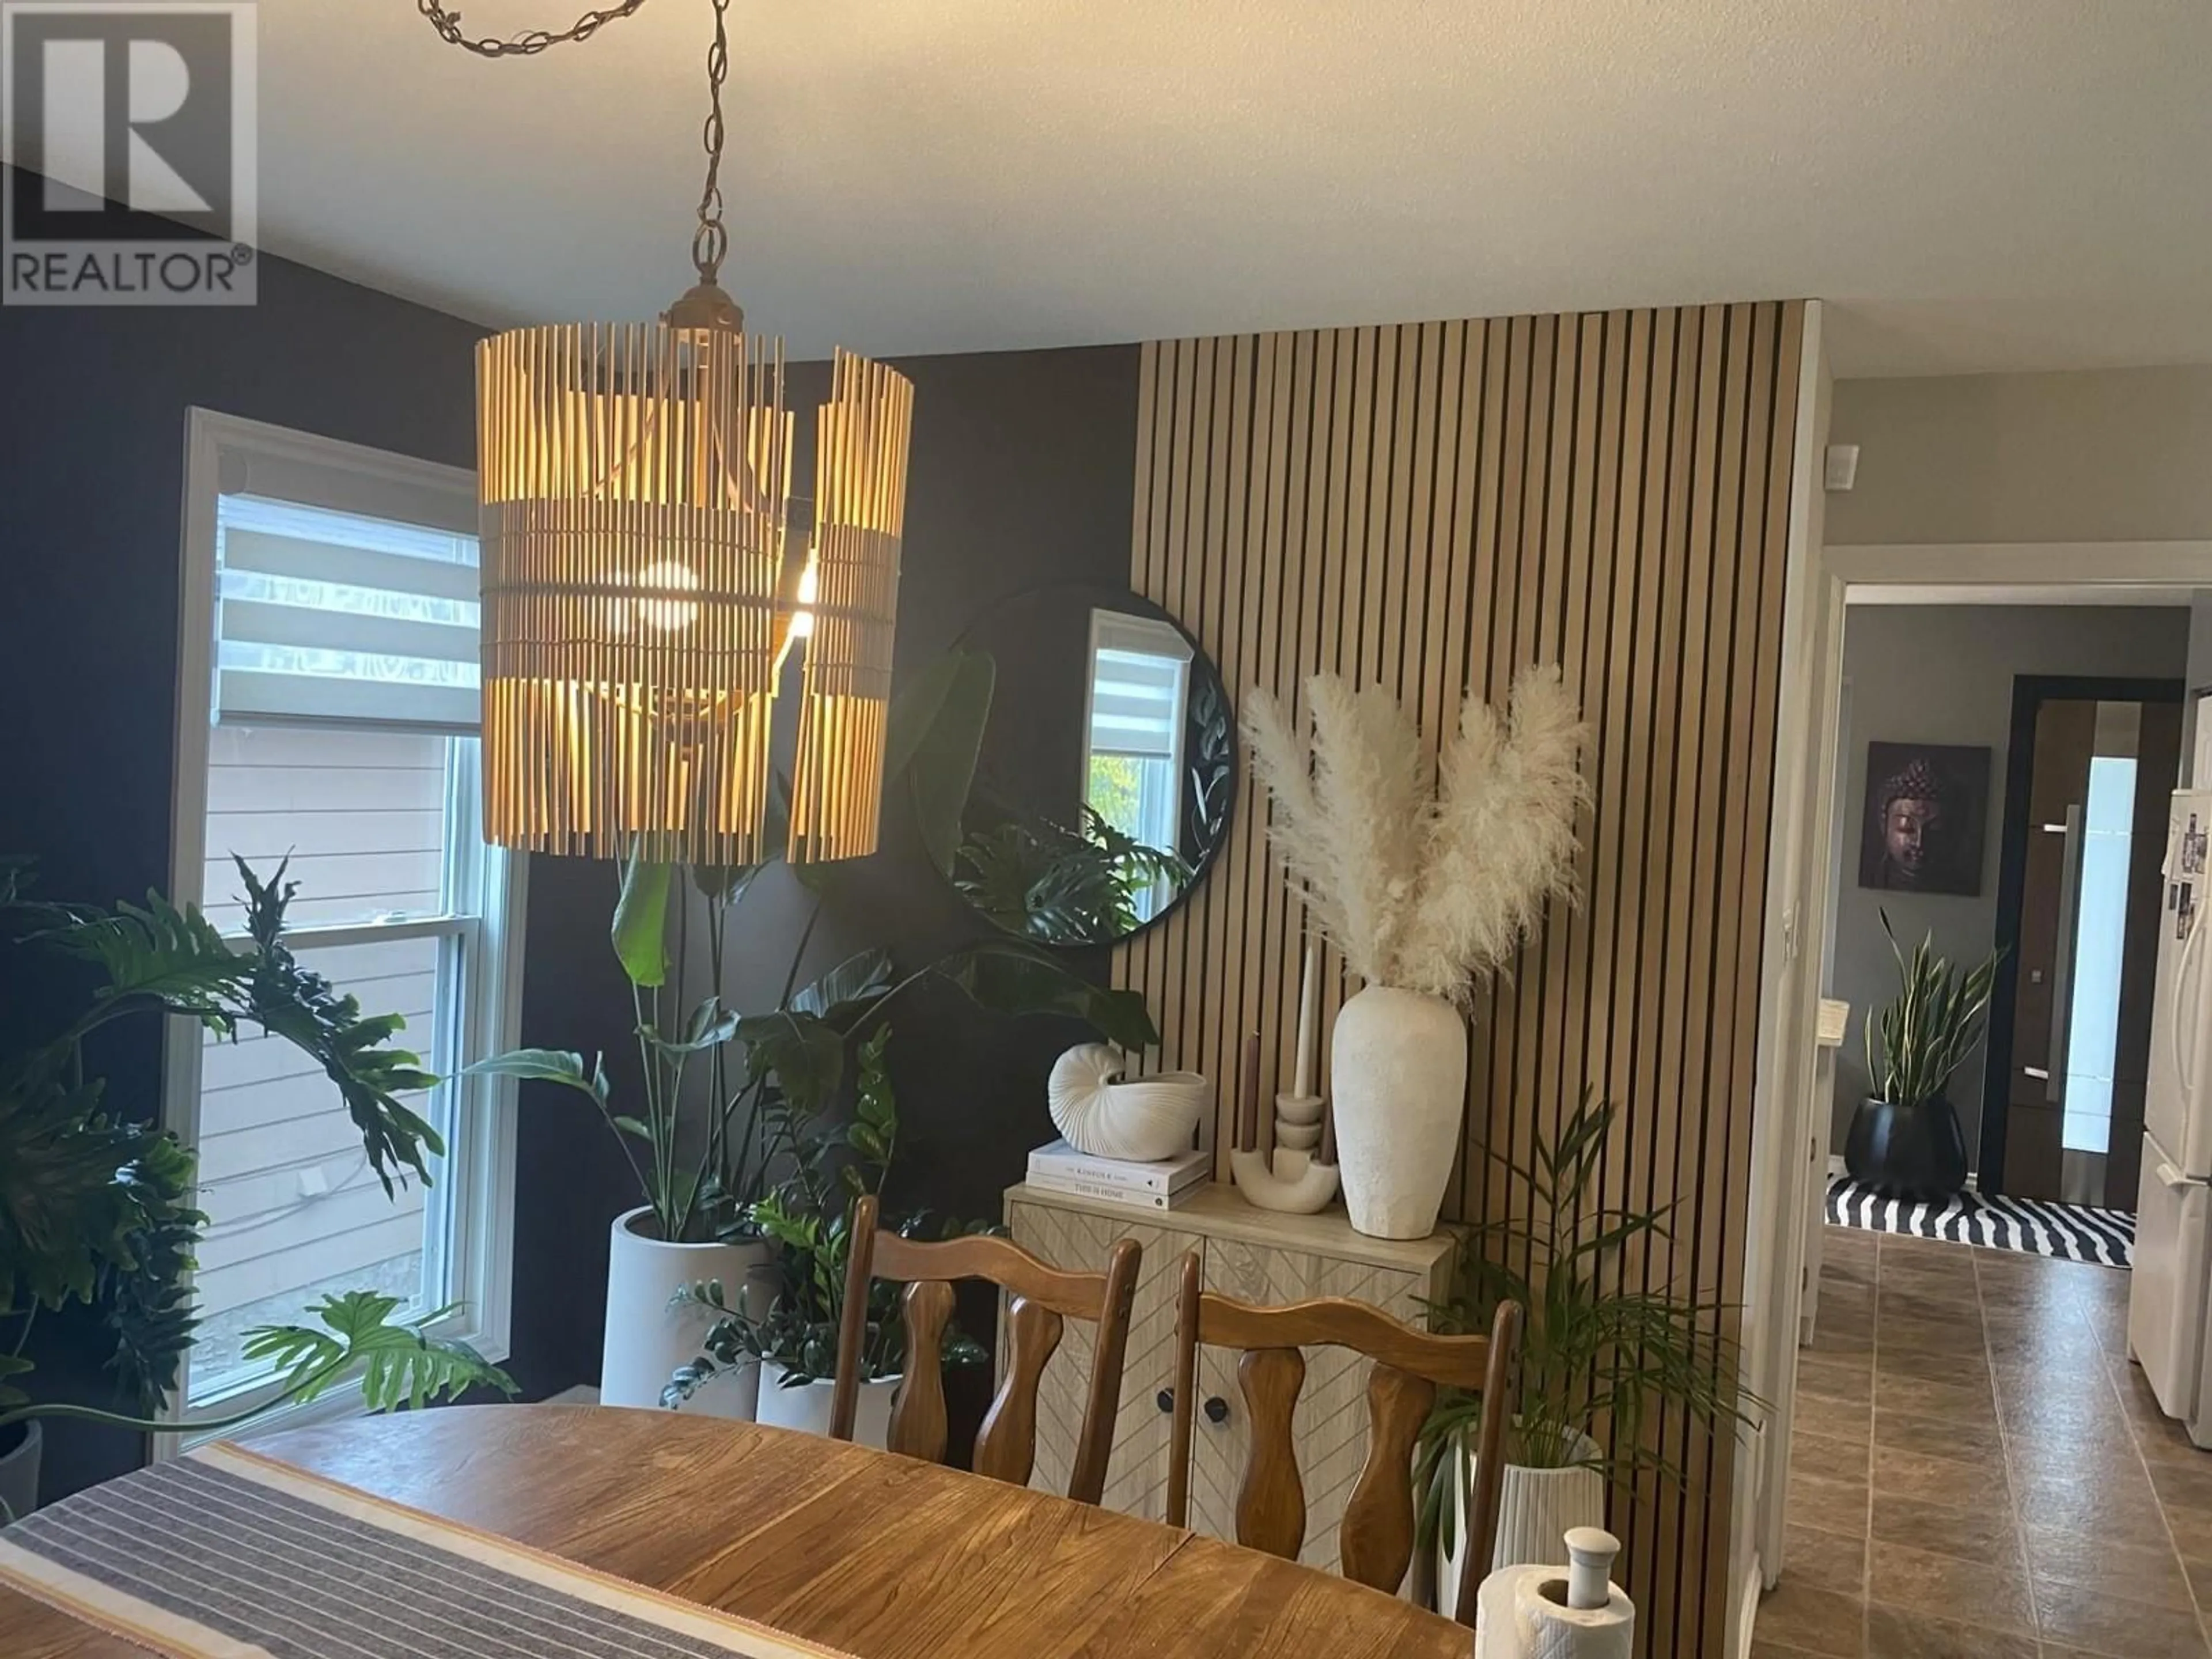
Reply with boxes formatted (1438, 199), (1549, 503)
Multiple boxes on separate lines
(1472, 1565), (1634, 1659)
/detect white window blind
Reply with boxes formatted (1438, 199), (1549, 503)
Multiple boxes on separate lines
(214, 494), (481, 734)
(1086, 608), (1192, 760)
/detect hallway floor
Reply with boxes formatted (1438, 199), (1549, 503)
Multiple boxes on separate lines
(1756, 1225), (2212, 1658)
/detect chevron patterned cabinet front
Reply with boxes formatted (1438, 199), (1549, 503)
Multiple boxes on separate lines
(1003, 1184), (1457, 1594)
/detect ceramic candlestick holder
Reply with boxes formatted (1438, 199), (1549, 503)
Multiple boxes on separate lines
(1230, 1039), (1340, 1215)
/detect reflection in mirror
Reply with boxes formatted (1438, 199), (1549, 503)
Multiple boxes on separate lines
(950, 586), (1232, 947)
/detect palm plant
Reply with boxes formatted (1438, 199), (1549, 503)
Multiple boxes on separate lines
(1412, 1092), (1763, 1552)
(1, 856), (511, 1514)
(1866, 910), (2001, 1108)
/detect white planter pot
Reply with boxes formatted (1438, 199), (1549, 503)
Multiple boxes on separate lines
(0, 1420), (40, 1521)
(601, 1206), (774, 1417)
(755, 1361), (899, 1450)
(1330, 985), (1467, 1239)
(1438, 1429), (1608, 1599)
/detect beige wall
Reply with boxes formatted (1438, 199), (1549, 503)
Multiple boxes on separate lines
(1829, 366), (2212, 546)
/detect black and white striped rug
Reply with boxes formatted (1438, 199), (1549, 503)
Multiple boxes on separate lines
(1825, 1175), (2134, 1268)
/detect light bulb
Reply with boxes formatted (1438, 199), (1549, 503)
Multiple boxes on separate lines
(635, 560), (700, 633)
(790, 560), (818, 639)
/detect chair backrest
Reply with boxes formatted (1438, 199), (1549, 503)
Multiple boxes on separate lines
(831, 1194), (1142, 1504)
(1165, 1251), (1522, 1625)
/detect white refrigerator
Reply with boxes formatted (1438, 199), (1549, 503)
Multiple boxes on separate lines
(2129, 789), (2212, 1444)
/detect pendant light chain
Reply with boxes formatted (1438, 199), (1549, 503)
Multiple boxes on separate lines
(415, 0), (651, 57)
(419, 0), (734, 291)
(692, 0), (731, 286)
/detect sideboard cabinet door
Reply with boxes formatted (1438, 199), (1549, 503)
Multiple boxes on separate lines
(1004, 1199), (1202, 1519)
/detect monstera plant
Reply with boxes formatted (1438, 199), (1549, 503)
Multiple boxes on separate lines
(0, 856), (512, 1517)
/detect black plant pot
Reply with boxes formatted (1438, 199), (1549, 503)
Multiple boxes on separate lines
(1844, 1096), (1968, 1203)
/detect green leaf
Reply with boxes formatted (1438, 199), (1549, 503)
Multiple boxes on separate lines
(738, 1011), (844, 1113)
(464, 1048), (609, 1107)
(643, 998), (740, 1056)
(789, 948), (892, 1022)
(955, 806), (1192, 945)
(931, 940), (1159, 1050)
(611, 853), (673, 987)
(889, 650), (996, 877)
(41, 887), (249, 1015)
(243, 1290), (514, 1412)
(227, 857), (445, 1194)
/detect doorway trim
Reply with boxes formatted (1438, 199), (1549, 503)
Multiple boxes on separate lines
(1747, 535), (2212, 1642)
(1978, 674), (2186, 1193)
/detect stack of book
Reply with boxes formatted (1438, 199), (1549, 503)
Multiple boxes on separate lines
(1024, 1139), (1210, 1211)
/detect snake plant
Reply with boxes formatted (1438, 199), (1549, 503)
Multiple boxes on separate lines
(1865, 910), (2001, 1109)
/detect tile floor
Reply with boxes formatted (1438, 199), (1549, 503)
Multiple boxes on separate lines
(1755, 1224), (2212, 1658)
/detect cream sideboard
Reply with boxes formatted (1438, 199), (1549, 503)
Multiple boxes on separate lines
(1001, 1182), (1457, 1580)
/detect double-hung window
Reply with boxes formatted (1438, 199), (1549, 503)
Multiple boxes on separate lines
(165, 409), (521, 1421)
(1081, 607), (1194, 923)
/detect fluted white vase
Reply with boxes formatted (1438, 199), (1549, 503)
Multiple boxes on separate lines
(1438, 1429), (1607, 1598)
(1330, 985), (1467, 1239)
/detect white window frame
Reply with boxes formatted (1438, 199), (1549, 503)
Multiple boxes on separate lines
(161, 408), (522, 1442)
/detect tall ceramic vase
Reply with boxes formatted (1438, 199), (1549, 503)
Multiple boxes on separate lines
(601, 1207), (774, 1416)
(1330, 984), (1467, 1240)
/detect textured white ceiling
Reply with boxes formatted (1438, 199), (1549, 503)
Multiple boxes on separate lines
(225, 2), (2212, 373)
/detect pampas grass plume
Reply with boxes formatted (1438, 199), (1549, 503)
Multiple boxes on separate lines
(1243, 665), (1589, 1005)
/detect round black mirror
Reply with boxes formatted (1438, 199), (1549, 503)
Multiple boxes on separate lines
(948, 584), (1233, 946)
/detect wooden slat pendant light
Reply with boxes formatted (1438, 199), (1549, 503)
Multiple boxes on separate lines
(430, 0), (914, 866)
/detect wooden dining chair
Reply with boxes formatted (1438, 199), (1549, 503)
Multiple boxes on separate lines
(831, 1193), (1142, 1505)
(1165, 1252), (1522, 1625)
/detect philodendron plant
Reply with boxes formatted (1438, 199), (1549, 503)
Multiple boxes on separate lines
(0, 856), (512, 1515)
(469, 649), (1161, 1248)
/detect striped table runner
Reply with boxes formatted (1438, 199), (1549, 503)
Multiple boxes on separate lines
(0, 1441), (854, 1659)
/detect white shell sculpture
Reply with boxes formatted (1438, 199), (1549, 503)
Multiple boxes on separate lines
(1048, 1044), (1209, 1163)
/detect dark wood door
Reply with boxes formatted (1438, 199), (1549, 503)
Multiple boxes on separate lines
(2002, 700), (2097, 1200)
(1994, 694), (2180, 1207)
(2110, 701), (2183, 1205)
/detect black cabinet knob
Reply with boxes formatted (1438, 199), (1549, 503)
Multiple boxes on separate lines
(1203, 1396), (1229, 1425)
(1156, 1388), (1174, 1415)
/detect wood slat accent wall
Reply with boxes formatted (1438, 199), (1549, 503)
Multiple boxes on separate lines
(1111, 304), (1807, 1659)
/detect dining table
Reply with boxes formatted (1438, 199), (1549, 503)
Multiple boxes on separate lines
(0, 1404), (1471, 1659)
